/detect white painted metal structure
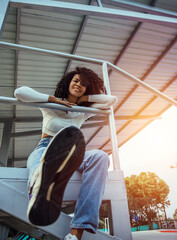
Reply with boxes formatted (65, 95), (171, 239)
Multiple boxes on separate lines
(0, 0), (177, 239)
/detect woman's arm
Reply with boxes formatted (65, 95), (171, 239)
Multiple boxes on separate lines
(14, 86), (49, 102)
(14, 86), (74, 107)
(78, 94), (117, 109)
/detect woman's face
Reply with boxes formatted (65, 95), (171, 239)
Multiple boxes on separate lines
(68, 74), (86, 102)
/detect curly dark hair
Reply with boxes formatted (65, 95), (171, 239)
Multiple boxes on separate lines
(54, 67), (106, 106)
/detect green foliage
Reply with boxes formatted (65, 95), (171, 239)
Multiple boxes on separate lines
(125, 172), (170, 228)
(173, 208), (177, 220)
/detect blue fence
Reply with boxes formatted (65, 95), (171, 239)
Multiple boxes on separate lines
(131, 222), (159, 232)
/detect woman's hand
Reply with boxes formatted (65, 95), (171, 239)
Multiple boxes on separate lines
(48, 96), (76, 108)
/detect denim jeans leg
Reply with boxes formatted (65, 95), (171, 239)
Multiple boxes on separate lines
(27, 138), (51, 189)
(70, 149), (110, 233)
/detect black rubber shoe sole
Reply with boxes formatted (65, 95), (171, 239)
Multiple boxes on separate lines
(27, 126), (85, 226)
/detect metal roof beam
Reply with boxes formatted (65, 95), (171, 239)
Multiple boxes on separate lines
(86, 10), (143, 146)
(111, 0), (159, 67)
(99, 63), (177, 150)
(82, 121), (108, 128)
(96, 0), (103, 7)
(108, 62), (177, 107)
(10, 130), (41, 138)
(109, 22), (143, 75)
(99, 30), (177, 151)
(88, 0), (158, 148)
(64, 0), (94, 74)
(10, 0), (177, 27)
(102, 0), (177, 18)
(91, 115), (161, 120)
(87, 15), (144, 145)
(117, 73), (177, 147)
(0, 0), (10, 38)
(0, 117), (42, 123)
(111, 33), (177, 115)
(8, 157), (27, 162)
(11, 126), (113, 136)
(0, 115), (160, 123)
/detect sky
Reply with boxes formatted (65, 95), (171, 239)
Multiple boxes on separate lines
(109, 106), (177, 218)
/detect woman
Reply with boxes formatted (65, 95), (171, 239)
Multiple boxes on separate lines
(14, 67), (117, 240)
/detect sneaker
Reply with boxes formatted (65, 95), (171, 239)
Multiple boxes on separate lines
(27, 126), (85, 226)
(62, 233), (78, 240)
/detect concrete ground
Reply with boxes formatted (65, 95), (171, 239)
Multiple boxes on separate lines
(132, 230), (177, 240)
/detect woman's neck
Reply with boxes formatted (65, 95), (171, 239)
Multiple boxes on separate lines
(67, 95), (78, 104)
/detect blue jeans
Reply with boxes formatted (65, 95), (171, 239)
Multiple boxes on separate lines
(27, 137), (109, 233)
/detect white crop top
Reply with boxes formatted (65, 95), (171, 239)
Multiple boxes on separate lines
(14, 86), (117, 136)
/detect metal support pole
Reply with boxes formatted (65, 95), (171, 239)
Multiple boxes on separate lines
(102, 62), (132, 240)
(0, 121), (12, 167)
(102, 0), (177, 18)
(0, 0), (10, 38)
(96, 0), (103, 7)
(102, 62), (120, 170)
(0, 223), (9, 240)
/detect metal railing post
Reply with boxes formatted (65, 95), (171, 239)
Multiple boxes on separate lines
(0, 120), (12, 167)
(102, 62), (120, 170)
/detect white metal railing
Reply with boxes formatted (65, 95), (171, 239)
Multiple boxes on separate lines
(1, 41), (177, 170)
(102, 62), (120, 170)
(1, 41), (177, 107)
(0, 41), (104, 65)
(109, 62), (177, 107)
(0, 96), (110, 115)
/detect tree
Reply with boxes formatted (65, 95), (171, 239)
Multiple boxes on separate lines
(125, 172), (170, 229)
(173, 209), (177, 220)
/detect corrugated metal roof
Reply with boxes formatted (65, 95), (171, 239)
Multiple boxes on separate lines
(0, 0), (177, 166)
